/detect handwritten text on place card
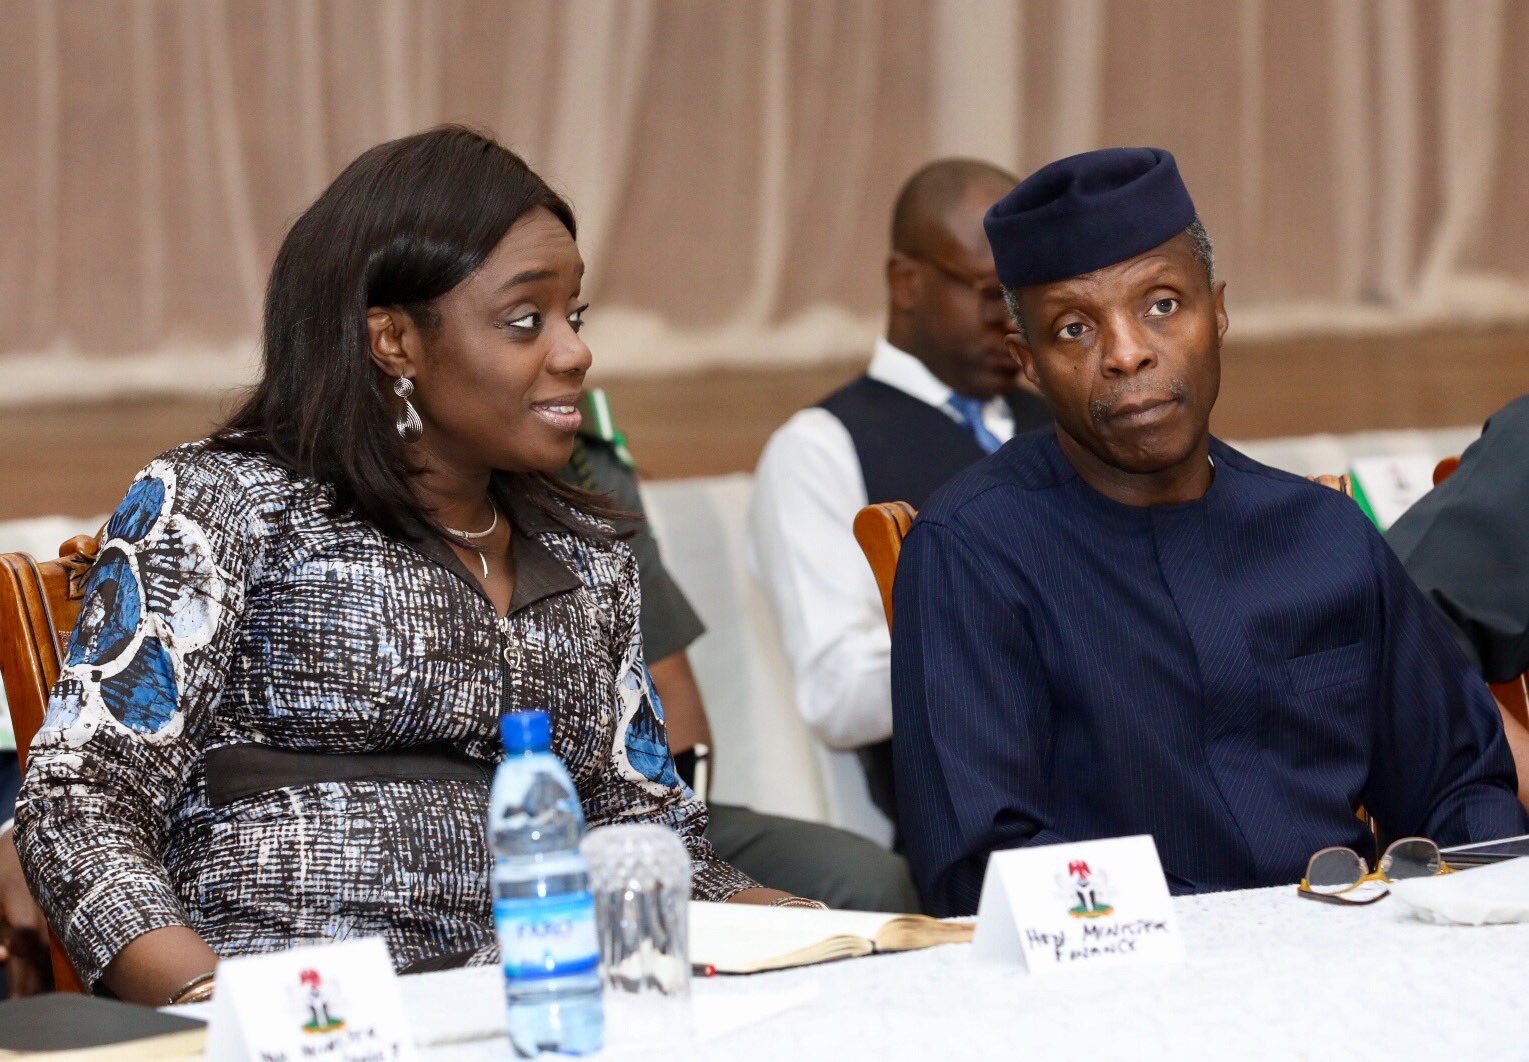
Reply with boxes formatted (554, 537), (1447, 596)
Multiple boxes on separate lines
(972, 834), (1185, 975)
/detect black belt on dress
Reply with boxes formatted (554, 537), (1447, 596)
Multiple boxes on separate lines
(204, 742), (493, 807)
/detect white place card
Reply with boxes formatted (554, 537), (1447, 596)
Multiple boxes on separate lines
(1350, 454), (1439, 530)
(205, 937), (418, 1061)
(971, 834), (1185, 975)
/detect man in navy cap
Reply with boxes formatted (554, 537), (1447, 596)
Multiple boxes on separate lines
(891, 147), (1527, 916)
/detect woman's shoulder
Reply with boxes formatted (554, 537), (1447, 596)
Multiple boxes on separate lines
(121, 439), (314, 535)
(151, 437), (284, 479)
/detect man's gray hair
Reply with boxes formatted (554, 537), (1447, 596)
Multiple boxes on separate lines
(1002, 217), (1215, 344)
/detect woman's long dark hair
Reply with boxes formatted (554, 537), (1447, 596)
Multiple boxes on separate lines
(214, 125), (624, 541)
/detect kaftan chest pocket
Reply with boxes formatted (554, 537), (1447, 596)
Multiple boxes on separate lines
(1283, 641), (1368, 694)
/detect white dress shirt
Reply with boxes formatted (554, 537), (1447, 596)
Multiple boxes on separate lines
(746, 338), (1017, 750)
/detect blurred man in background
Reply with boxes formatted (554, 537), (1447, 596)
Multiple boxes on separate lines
(748, 159), (1050, 839)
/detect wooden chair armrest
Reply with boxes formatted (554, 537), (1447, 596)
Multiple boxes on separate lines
(853, 502), (917, 633)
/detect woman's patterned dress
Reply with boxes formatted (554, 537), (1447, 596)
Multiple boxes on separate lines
(15, 442), (755, 988)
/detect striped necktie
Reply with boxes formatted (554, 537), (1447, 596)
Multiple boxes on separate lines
(947, 394), (1003, 455)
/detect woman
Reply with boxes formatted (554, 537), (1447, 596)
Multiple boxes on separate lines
(14, 126), (795, 1006)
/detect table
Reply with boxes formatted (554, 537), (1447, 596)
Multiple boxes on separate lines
(402, 884), (1529, 1060)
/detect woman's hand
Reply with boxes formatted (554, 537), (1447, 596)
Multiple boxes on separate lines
(727, 886), (824, 907)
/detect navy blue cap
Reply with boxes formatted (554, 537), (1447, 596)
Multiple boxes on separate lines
(501, 710), (551, 753)
(983, 147), (1196, 288)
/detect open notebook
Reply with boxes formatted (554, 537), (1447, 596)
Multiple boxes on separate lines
(689, 901), (973, 974)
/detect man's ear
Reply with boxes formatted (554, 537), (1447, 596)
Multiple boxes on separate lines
(885, 252), (922, 313)
(366, 307), (417, 381)
(1212, 281), (1229, 343)
(1005, 331), (1040, 388)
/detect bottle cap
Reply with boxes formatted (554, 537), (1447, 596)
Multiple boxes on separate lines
(501, 710), (551, 753)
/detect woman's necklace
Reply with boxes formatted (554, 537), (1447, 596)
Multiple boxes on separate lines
(441, 504), (499, 577)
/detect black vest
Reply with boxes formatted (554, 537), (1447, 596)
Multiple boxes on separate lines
(818, 375), (1051, 833)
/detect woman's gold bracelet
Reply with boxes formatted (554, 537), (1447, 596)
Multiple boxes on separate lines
(770, 896), (827, 909)
(166, 971), (217, 1006)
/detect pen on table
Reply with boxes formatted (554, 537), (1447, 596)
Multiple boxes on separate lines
(691, 963), (716, 978)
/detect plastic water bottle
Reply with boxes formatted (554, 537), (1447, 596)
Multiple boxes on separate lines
(491, 710), (604, 1057)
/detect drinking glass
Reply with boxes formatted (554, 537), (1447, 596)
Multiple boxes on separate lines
(581, 823), (693, 1049)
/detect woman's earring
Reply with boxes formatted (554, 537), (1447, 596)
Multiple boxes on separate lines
(393, 377), (423, 441)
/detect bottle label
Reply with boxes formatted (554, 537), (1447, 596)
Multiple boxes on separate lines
(495, 891), (601, 980)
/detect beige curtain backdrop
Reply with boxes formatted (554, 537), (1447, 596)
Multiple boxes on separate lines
(2, 0), (1527, 404)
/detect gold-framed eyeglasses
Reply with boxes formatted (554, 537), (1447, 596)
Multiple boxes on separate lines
(1297, 836), (1453, 906)
(903, 252), (1006, 308)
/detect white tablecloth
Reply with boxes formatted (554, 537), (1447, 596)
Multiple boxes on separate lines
(403, 883), (1529, 1060)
